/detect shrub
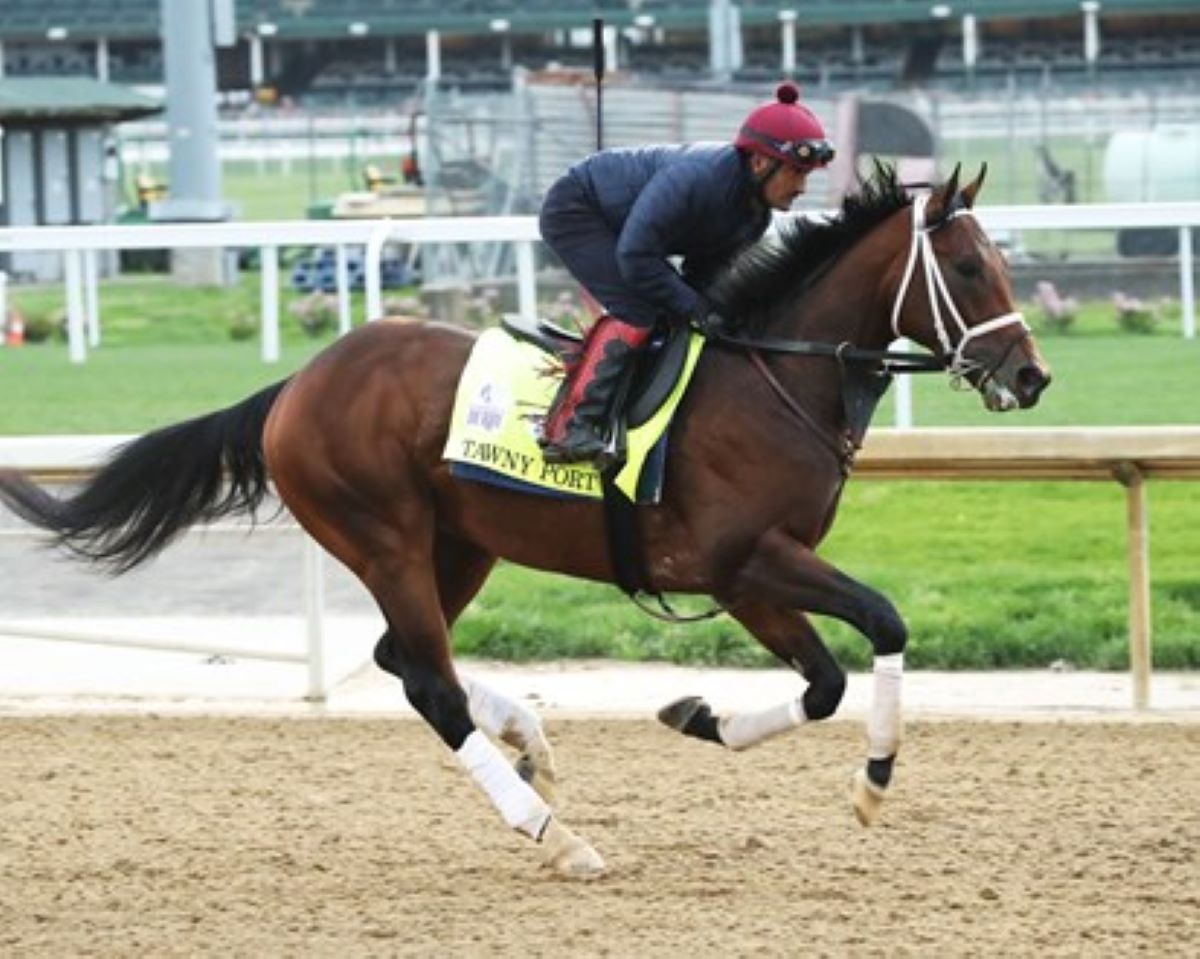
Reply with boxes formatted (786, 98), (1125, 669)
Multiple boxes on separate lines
(1032, 280), (1077, 334)
(463, 286), (502, 327)
(382, 294), (429, 319)
(1112, 291), (1158, 334)
(541, 291), (589, 332)
(21, 307), (61, 344)
(288, 292), (337, 338)
(227, 314), (257, 341)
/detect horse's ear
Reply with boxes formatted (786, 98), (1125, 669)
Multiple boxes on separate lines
(960, 163), (988, 209)
(925, 162), (962, 223)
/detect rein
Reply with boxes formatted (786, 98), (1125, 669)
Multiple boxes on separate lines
(711, 330), (947, 374)
(705, 314), (949, 477)
(703, 190), (1030, 469)
(746, 350), (856, 469)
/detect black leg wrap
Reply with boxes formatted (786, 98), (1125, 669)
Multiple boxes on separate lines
(867, 755), (896, 789)
(373, 634), (473, 751)
(801, 669), (847, 721)
(867, 602), (908, 658)
(373, 634), (402, 676)
(657, 696), (724, 746)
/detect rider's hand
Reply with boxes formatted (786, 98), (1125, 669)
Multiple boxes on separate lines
(692, 309), (729, 336)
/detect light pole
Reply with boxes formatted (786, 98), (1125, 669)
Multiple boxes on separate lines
(1081, 1), (1102, 81)
(778, 10), (797, 78)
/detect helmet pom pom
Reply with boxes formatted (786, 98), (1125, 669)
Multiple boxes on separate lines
(775, 82), (801, 105)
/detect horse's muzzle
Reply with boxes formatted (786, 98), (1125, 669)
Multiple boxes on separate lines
(1014, 362), (1052, 408)
(978, 334), (1052, 412)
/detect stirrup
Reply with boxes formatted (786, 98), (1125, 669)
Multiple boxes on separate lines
(541, 426), (608, 466)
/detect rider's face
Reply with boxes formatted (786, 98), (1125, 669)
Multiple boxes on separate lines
(750, 154), (812, 211)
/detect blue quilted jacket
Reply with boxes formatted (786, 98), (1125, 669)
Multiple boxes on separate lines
(565, 143), (769, 320)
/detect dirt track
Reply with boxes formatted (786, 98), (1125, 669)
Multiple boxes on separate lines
(1, 716), (1197, 958)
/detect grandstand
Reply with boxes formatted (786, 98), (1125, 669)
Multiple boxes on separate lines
(0, 1), (1198, 105)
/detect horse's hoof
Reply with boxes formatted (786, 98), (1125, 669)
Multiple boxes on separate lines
(514, 752), (557, 804)
(540, 818), (605, 880)
(851, 767), (886, 827)
(657, 695), (706, 732)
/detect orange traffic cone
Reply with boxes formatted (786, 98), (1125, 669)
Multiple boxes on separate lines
(4, 311), (25, 347)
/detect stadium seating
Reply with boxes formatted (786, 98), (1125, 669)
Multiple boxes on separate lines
(290, 246), (413, 293)
(1, 0), (1198, 102)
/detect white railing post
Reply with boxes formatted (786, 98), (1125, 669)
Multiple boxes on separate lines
(63, 249), (87, 364)
(365, 219), (392, 323)
(1180, 226), (1195, 340)
(260, 244), (280, 362)
(83, 249), (101, 348)
(303, 536), (327, 701)
(335, 243), (352, 335)
(516, 239), (537, 321)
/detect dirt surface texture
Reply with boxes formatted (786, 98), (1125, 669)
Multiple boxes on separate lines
(1, 714), (1197, 958)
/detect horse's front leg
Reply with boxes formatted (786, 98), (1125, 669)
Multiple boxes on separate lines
(658, 603), (846, 749)
(734, 527), (906, 827)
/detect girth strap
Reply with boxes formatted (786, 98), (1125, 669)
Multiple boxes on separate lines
(601, 467), (726, 623)
(601, 469), (648, 597)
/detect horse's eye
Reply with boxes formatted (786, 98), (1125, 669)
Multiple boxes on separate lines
(955, 257), (983, 278)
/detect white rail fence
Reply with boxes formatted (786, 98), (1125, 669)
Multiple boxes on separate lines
(2, 428), (1199, 708)
(0, 202), (1196, 385)
(0, 435), (333, 699)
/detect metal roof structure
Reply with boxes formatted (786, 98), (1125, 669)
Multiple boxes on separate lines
(0, 77), (161, 122)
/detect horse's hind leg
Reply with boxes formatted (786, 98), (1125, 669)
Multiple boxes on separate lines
(658, 604), (846, 751)
(433, 533), (557, 802)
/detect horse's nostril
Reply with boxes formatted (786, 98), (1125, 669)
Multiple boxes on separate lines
(1017, 365), (1051, 406)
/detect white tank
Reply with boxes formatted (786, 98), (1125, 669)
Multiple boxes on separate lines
(1104, 126), (1200, 203)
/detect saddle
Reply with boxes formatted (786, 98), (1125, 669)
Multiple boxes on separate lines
(442, 315), (700, 598)
(500, 313), (694, 434)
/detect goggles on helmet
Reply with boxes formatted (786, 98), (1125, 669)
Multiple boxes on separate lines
(738, 127), (837, 168)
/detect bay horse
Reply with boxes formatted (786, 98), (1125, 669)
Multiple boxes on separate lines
(0, 163), (1049, 879)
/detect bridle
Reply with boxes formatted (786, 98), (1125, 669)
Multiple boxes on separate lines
(705, 187), (1031, 474)
(889, 193), (1029, 386)
(710, 192), (1027, 379)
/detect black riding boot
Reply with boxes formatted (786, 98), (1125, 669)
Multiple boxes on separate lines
(540, 316), (651, 468)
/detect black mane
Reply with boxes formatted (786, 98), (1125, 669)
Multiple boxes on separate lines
(704, 162), (913, 334)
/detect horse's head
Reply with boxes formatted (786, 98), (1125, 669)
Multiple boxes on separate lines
(890, 164), (1051, 411)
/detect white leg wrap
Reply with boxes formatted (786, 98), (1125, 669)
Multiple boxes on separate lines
(867, 652), (904, 760)
(462, 676), (543, 752)
(718, 698), (806, 751)
(456, 731), (551, 839)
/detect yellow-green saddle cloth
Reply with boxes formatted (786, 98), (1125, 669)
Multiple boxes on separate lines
(443, 326), (703, 503)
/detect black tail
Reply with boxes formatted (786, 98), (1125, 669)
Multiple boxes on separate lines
(0, 380), (290, 573)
